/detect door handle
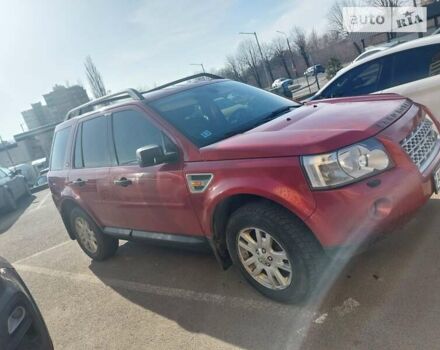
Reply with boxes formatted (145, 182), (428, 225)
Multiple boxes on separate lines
(71, 179), (86, 186)
(114, 177), (132, 187)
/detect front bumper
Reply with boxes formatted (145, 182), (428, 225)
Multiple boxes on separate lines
(305, 148), (440, 248)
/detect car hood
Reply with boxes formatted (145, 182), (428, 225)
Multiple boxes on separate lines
(199, 94), (413, 161)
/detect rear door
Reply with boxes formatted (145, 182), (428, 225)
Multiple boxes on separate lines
(68, 115), (115, 226)
(381, 44), (440, 120)
(107, 107), (202, 235)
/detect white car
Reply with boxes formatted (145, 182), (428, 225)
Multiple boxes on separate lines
(310, 35), (440, 119)
(271, 78), (293, 89)
(352, 41), (404, 63)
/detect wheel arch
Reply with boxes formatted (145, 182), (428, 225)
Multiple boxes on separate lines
(59, 197), (100, 240)
(210, 193), (317, 269)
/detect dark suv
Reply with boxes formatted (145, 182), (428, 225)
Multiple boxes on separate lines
(48, 74), (440, 303)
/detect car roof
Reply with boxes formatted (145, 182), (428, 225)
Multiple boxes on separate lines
(316, 34), (440, 94)
(55, 78), (228, 131)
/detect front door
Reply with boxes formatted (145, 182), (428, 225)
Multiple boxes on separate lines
(107, 108), (202, 236)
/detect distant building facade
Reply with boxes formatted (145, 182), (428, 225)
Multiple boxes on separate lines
(21, 84), (89, 130)
(43, 85), (89, 122)
(9, 84), (90, 167)
(21, 102), (54, 130)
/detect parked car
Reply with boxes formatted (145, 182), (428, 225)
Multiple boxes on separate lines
(352, 40), (405, 63)
(304, 64), (325, 77)
(48, 74), (440, 303)
(271, 78), (293, 89)
(0, 256), (53, 349)
(32, 168), (49, 192)
(31, 158), (48, 173)
(32, 175), (49, 192)
(0, 168), (29, 212)
(308, 35), (440, 118)
(8, 163), (39, 188)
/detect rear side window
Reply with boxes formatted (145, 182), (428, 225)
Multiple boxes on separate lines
(112, 110), (164, 165)
(81, 116), (112, 168)
(390, 44), (440, 87)
(50, 127), (71, 171)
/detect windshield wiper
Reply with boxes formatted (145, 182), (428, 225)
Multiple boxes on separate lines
(223, 105), (298, 138)
(259, 105), (298, 123)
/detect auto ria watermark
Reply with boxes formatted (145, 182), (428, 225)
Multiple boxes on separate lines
(343, 6), (427, 33)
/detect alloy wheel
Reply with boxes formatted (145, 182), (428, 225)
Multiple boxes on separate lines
(237, 227), (292, 290)
(74, 217), (98, 253)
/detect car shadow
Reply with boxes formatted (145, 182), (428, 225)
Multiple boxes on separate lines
(0, 195), (35, 234)
(88, 197), (440, 350)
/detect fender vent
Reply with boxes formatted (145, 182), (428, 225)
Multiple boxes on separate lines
(186, 174), (213, 193)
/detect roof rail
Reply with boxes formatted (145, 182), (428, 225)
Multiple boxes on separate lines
(143, 73), (223, 93)
(65, 88), (144, 120)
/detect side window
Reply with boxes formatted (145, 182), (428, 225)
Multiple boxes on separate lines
(73, 124), (83, 168)
(321, 59), (384, 98)
(82, 116), (112, 168)
(112, 110), (170, 165)
(50, 127), (71, 171)
(390, 44), (440, 87)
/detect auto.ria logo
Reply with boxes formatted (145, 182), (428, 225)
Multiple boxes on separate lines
(343, 6), (427, 33)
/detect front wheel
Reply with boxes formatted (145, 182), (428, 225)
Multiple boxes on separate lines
(70, 207), (118, 261)
(226, 202), (324, 303)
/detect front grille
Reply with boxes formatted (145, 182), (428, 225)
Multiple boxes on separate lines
(400, 116), (439, 171)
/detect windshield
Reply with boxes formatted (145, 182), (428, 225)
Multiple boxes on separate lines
(149, 81), (299, 147)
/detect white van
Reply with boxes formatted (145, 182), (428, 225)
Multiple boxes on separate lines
(310, 35), (440, 119)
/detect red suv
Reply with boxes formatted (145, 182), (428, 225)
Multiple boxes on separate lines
(48, 74), (440, 303)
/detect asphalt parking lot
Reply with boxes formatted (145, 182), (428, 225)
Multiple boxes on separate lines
(1, 189), (440, 349)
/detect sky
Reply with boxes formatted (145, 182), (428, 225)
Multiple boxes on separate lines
(0, 0), (331, 140)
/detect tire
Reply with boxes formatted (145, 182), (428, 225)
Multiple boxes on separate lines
(70, 207), (118, 261)
(4, 190), (17, 212)
(226, 202), (324, 303)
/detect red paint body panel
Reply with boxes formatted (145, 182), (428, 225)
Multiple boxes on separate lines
(200, 97), (409, 160)
(108, 162), (203, 235)
(184, 157), (316, 236)
(48, 88), (440, 251)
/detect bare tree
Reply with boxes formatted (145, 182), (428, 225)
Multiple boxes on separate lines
(225, 55), (244, 81)
(371, 0), (409, 6)
(271, 38), (292, 78)
(292, 27), (311, 67)
(237, 40), (263, 87)
(370, 0), (410, 41)
(308, 28), (321, 52)
(84, 56), (107, 98)
(261, 44), (275, 82)
(327, 0), (364, 53)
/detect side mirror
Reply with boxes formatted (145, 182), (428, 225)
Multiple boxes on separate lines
(136, 145), (178, 168)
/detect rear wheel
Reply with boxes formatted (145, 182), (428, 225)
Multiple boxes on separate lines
(70, 207), (118, 261)
(226, 202), (324, 303)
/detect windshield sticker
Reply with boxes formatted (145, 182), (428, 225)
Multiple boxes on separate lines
(201, 130), (212, 138)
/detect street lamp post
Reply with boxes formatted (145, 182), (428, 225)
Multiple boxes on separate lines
(276, 31), (298, 78)
(239, 31), (271, 86)
(190, 63), (206, 74)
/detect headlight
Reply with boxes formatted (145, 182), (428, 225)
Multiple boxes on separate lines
(302, 139), (391, 189)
